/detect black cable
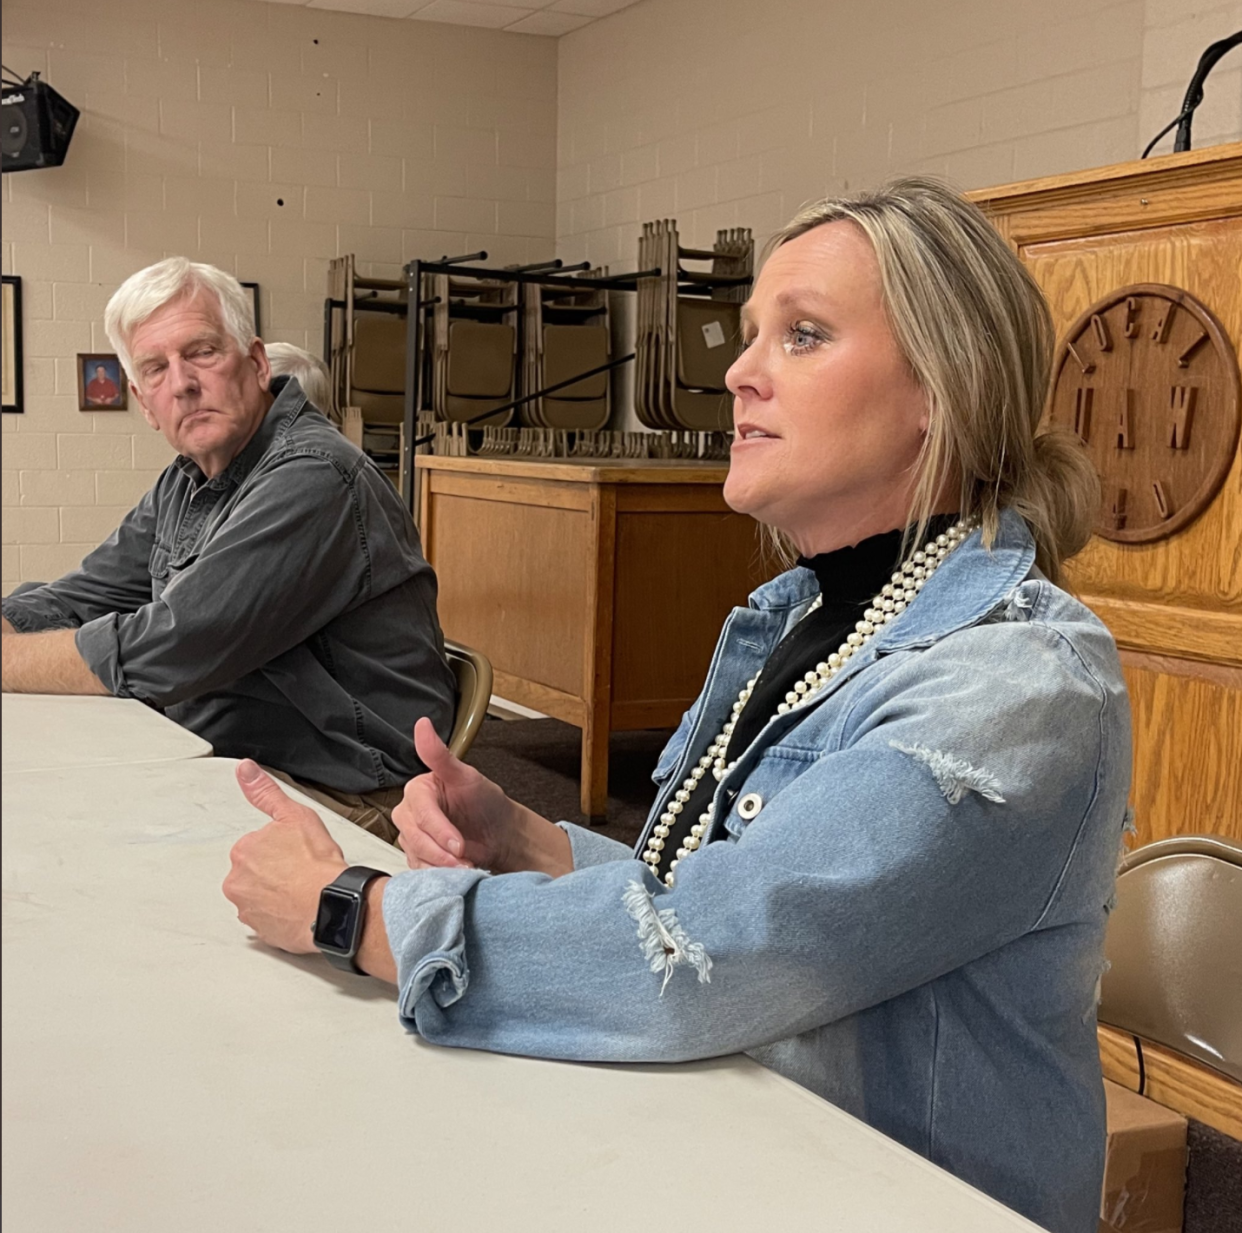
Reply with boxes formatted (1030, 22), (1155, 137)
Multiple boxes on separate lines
(1133, 1035), (1146, 1096)
(1143, 30), (1242, 156)
(1175, 31), (1242, 151)
(1141, 112), (1187, 159)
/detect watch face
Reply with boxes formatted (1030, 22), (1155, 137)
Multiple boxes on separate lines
(314, 885), (360, 955)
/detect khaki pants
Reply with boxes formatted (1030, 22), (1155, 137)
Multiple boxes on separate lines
(266, 768), (403, 846)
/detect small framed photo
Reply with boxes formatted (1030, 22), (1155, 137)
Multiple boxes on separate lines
(2, 275), (22, 414)
(240, 281), (261, 337)
(77, 353), (128, 411)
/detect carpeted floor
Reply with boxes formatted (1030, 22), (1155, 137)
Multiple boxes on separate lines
(1184, 1118), (1242, 1233)
(463, 715), (672, 849)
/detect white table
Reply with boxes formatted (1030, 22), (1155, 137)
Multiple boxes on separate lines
(1, 693), (211, 773)
(2, 758), (1044, 1232)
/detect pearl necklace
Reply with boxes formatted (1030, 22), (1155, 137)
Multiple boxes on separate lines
(641, 517), (977, 887)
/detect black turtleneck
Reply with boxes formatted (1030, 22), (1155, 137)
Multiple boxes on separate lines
(658, 518), (957, 874)
(727, 527), (908, 760)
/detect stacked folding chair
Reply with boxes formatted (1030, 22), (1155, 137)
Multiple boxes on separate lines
(429, 274), (518, 427)
(327, 254), (408, 486)
(326, 254), (353, 424)
(519, 272), (610, 430)
(635, 222), (752, 431)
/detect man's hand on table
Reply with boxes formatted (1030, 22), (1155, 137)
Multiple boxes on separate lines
(394, 717), (573, 877)
(1, 629), (110, 694)
(224, 760), (396, 982)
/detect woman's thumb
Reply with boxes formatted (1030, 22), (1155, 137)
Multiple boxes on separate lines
(413, 716), (460, 778)
(236, 759), (297, 819)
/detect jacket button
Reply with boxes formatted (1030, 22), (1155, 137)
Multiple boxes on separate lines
(737, 792), (764, 820)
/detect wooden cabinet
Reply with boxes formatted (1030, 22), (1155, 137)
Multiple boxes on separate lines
(970, 143), (1242, 847)
(416, 455), (768, 816)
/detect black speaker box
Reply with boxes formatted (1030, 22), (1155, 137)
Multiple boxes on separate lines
(2, 76), (80, 172)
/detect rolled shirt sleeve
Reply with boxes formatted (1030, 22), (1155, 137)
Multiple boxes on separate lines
(75, 456), (370, 706)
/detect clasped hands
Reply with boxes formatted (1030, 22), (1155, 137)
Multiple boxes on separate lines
(222, 717), (572, 967)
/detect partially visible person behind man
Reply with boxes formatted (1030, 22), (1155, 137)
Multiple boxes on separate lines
(265, 342), (336, 422)
(1, 258), (455, 840)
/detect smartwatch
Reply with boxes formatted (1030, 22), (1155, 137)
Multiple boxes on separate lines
(314, 866), (389, 974)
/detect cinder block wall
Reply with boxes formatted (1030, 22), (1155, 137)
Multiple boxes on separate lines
(556, 0), (1242, 428)
(1, 0), (557, 591)
(3, 0), (1240, 586)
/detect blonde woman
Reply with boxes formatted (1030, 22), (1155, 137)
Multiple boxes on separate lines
(226, 178), (1130, 1233)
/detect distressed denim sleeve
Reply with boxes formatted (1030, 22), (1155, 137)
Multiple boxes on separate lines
(1, 486), (159, 634)
(381, 623), (1122, 1063)
(557, 822), (633, 869)
(75, 457), (369, 706)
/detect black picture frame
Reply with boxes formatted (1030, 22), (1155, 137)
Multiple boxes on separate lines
(2, 275), (23, 414)
(240, 281), (261, 337)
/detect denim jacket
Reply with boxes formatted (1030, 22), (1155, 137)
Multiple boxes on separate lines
(383, 510), (1131, 1233)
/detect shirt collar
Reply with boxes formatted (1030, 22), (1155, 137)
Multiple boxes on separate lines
(747, 508), (1038, 646)
(172, 375), (307, 490)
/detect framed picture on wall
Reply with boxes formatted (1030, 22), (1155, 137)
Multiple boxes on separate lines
(77, 353), (128, 411)
(240, 281), (261, 337)
(2, 275), (22, 414)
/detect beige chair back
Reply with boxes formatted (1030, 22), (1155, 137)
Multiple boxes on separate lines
(444, 641), (493, 759)
(350, 313), (407, 426)
(1099, 835), (1242, 1082)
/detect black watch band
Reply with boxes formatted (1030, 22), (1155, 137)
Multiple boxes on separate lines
(314, 865), (389, 974)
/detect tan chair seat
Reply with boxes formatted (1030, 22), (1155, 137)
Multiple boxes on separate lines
(350, 389), (406, 424)
(443, 394), (513, 425)
(446, 321), (515, 399)
(352, 313), (406, 394)
(542, 324), (609, 399)
(540, 396), (609, 430)
(1100, 836), (1242, 1082)
(676, 299), (738, 392)
(444, 641), (493, 759)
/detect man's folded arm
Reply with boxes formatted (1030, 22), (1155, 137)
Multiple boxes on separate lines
(1, 486), (161, 635)
(1, 487), (161, 694)
(78, 458), (373, 706)
(2, 631), (110, 694)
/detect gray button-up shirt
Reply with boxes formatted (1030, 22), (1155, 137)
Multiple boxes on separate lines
(3, 377), (456, 793)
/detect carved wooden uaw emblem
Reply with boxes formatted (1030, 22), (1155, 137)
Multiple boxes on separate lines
(1047, 284), (1241, 543)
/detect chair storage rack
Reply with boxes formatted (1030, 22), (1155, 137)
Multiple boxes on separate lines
(635, 224), (753, 432)
(324, 227), (754, 514)
(324, 255), (411, 481)
(400, 256), (660, 511)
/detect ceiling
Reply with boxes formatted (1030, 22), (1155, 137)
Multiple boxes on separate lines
(261, 0), (644, 37)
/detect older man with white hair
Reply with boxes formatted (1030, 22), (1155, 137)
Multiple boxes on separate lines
(1, 258), (455, 840)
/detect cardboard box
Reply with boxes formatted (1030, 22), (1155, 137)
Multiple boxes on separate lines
(1099, 1079), (1188, 1233)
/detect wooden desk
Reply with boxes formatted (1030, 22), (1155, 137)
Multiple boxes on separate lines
(1, 693), (211, 774)
(417, 455), (768, 816)
(1, 756), (1043, 1232)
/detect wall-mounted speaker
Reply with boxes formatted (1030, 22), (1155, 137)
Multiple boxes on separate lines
(2, 74), (79, 173)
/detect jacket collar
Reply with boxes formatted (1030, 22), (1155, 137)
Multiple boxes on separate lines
(173, 375), (307, 491)
(745, 509), (1037, 649)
